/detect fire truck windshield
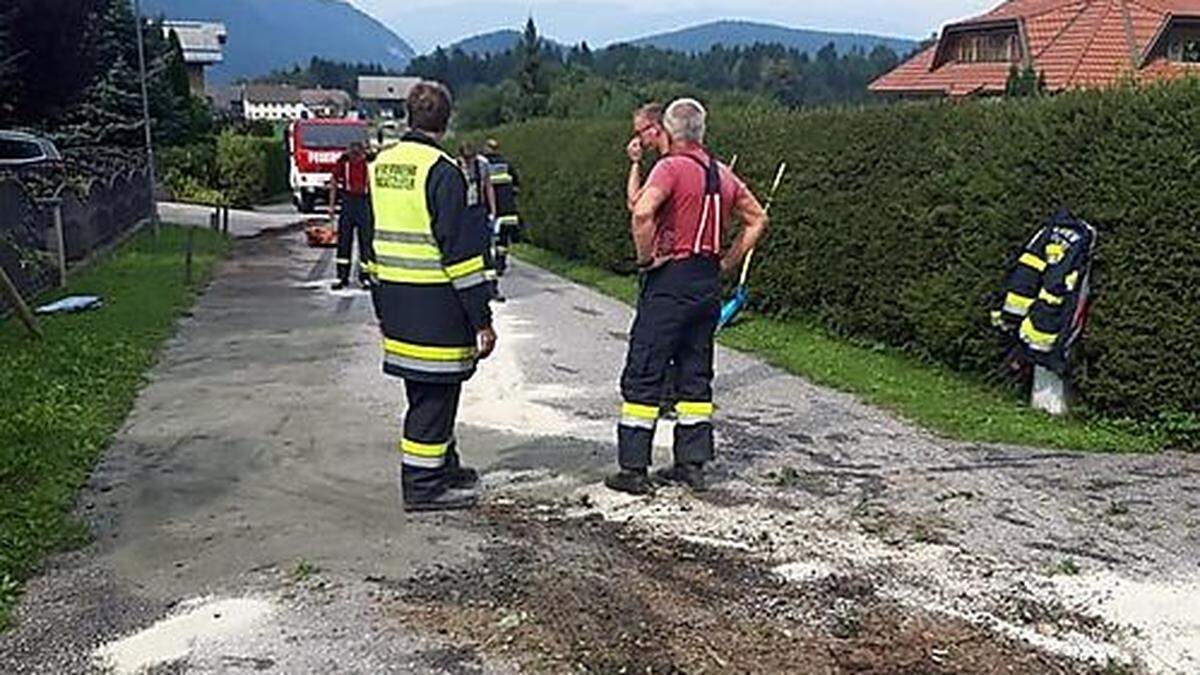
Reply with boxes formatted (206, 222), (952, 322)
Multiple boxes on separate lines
(299, 124), (369, 149)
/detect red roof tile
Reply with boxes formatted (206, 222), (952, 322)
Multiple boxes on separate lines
(870, 0), (1200, 95)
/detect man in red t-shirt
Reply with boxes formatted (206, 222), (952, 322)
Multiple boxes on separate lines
(330, 142), (374, 290)
(626, 102), (670, 212)
(607, 98), (769, 496)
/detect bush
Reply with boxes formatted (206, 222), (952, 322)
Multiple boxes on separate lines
(486, 82), (1200, 437)
(159, 140), (221, 204)
(215, 132), (287, 207)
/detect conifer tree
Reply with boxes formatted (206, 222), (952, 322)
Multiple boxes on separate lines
(59, 1), (145, 149)
(0, 8), (23, 121)
(517, 17), (548, 119)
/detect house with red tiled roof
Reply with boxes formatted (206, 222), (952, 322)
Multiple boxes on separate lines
(870, 0), (1200, 96)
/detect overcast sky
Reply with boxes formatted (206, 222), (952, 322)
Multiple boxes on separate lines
(352, 0), (998, 52)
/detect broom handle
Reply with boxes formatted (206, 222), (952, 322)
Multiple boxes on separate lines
(737, 162), (788, 287)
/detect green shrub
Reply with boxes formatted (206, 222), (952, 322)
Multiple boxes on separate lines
(485, 82), (1200, 436)
(159, 140), (225, 205)
(215, 132), (287, 207)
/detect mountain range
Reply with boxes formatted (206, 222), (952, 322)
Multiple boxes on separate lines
(448, 30), (533, 56)
(138, 1), (917, 84)
(446, 21), (915, 57)
(631, 20), (917, 56)
(141, 0), (415, 84)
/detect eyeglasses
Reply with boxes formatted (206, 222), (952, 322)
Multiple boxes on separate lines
(632, 123), (659, 139)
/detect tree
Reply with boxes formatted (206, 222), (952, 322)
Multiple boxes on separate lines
(165, 29), (191, 100)
(57, 0), (145, 149)
(517, 17), (548, 119)
(1006, 63), (1044, 97)
(0, 8), (23, 121)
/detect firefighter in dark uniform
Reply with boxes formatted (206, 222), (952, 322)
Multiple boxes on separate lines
(606, 99), (768, 496)
(369, 82), (498, 511)
(483, 138), (521, 277)
(330, 142), (374, 290)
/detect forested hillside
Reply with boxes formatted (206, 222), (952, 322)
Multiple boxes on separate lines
(406, 20), (903, 129)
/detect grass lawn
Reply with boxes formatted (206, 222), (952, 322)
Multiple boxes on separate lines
(0, 225), (229, 629)
(512, 244), (1158, 454)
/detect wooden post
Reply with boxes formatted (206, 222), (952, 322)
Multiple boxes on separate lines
(1031, 366), (1068, 416)
(185, 226), (194, 285)
(51, 198), (67, 289)
(0, 265), (43, 339)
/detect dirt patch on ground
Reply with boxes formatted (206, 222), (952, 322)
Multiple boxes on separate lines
(385, 503), (1104, 674)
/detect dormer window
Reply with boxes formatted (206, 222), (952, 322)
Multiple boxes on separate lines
(1166, 26), (1200, 62)
(954, 29), (1022, 63)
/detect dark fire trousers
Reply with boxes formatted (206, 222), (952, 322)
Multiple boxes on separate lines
(618, 257), (720, 470)
(401, 380), (467, 501)
(336, 193), (374, 283)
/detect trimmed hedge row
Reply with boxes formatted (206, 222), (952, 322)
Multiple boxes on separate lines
(216, 132), (288, 208)
(159, 133), (288, 208)
(486, 84), (1200, 431)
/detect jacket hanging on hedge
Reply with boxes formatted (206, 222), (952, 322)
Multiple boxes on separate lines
(993, 209), (1097, 375)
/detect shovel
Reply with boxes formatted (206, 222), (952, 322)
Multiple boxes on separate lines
(717, 161), (787, 332)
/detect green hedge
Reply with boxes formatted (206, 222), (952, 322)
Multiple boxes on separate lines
(158, 134), (287, 207)
(485, 83), (1200, 437)
(215, 132), (287, 207)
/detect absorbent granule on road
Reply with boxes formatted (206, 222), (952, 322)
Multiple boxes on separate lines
(385, 500), (1097, 675)
(92, 597), (274, 674)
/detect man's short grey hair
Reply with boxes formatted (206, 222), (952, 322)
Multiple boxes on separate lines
(663, 98), (707, 143)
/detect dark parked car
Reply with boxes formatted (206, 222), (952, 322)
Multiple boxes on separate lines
(0, 131), (63, 169)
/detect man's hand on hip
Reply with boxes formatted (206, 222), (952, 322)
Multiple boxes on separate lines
(477, 326), (497, 360)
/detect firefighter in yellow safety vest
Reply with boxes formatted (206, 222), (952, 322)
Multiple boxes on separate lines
(368, 82), (498, 512)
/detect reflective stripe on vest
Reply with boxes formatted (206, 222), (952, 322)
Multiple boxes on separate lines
(384, 338), (477, 374)
(488, 160), (513, 185)
(370, 142), (452, 285)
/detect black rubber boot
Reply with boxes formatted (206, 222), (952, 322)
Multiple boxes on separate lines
(331, 280), (349, 291)
(653, 462), (707, 492)
(405, 488), (478, 513)
(604, 469), (655, 496)
(447, 466), (480, 489)
(490, 281), (506, 303)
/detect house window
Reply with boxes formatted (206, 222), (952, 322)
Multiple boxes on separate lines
(1167, 28), (1200, 62)
(955, 31), (1021, 63)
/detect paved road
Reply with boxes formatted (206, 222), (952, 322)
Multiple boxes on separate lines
(158, 201), (313, 239)
(1, 227), (1198, 673)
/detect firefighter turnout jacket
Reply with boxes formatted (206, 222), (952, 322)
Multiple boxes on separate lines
(369, 132), (493, 384)
(484, 150), (520, 230)
(994, 209), (1097, 374)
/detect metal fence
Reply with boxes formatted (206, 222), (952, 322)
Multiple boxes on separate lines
(0, 169), (153, 318)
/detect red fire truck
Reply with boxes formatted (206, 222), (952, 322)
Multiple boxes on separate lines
(286, 118), (370, 213)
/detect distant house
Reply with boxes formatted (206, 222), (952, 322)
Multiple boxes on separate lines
(162, 20), (228, 96)
(300, 88), (353, 118)
(205, 84), (244, 119)
(357, 76), (422, 119)
(243, 84), (310, 121)
(871, 0), (1200, 97)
